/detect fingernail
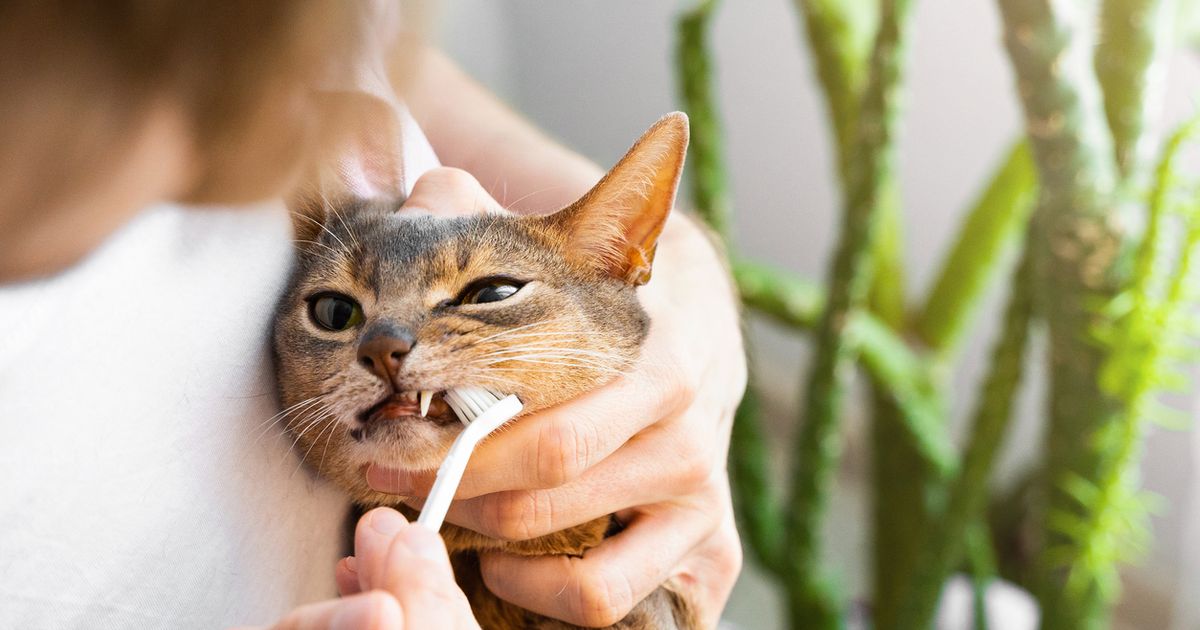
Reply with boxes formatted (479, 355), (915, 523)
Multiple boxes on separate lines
(330, 594), (384, 630)
(368, 508), (407, 537)
(342, 556), (357, 573)
(366, 464), (416, 495)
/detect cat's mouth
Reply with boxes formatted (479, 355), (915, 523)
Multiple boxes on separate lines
(358, 390), (458, 427)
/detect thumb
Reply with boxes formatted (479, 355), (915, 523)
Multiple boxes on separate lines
(355, 507), (456, 591)
(402, 167), (503, 217)
(354, 508), (479, 628)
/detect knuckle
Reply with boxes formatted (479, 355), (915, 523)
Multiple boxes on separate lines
(574, 567), (636, 627)
(675, 376), (698, 409)
(535, 421), (591, 489)
(356, 590), (397, 615)
(659, 362), (697, 413)
(479, 491), (544, 542)
(676, 447), (712, 494)
(714, 528), (744, 579)
(666, 426), (713, 494)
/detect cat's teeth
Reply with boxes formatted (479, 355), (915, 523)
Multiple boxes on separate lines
(419, 390), (433, 417)
(401, 390), (417, 403)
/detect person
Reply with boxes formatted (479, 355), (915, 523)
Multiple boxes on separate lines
(0, 3), (746, 628)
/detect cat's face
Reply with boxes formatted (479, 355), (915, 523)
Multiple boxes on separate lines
(272, 208), (648, 500)
(271, 113), (688, 504)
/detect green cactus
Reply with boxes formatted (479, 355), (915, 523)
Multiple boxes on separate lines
(1046, 115), (1200, 621)
(898, 244), (1036, 629)
(672, 0), (1194, 627)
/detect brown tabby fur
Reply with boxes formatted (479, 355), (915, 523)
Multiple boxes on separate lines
(272, 114), (699, 629)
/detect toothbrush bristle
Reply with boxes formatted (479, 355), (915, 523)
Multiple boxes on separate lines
(444, 390), (470, 425)
(445, 387), (510, 425)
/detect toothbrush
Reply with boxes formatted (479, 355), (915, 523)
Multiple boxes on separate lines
(415, 387), (523, 532)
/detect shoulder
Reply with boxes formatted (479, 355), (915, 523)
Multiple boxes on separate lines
(0, 200), (351, 626)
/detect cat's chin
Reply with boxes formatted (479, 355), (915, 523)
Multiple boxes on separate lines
(352, 419), (460, 471)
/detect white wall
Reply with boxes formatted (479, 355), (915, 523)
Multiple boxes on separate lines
(432, 2), (1200, 627)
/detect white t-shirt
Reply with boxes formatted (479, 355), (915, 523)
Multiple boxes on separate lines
(0, 115), (439, 629)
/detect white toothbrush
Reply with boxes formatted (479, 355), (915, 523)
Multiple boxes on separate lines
(415, 387), (523, 532)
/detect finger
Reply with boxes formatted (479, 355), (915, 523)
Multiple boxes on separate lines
(367, 356), (688, 499)
(431, 421), (713, 540)
(354, 508), (478, 629)
(354, 508), (453, 591)
(478, 496), (717, 627)
(336, 557), (360, 597)
(665, 484), (743, 628)
(268, 591), (402, 630)
(402, 167), (502, 217)
(354, 507), (406, 595)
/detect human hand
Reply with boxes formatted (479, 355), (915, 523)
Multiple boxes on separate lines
(369, 167), (747, 627)
(245, 507), (479, 630)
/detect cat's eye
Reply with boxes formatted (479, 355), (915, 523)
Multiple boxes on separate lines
(460, 279), (524, 305)
(307, 293), (364, 331)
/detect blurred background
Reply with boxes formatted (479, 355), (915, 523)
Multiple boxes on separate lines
(433, 1), (1200, 628)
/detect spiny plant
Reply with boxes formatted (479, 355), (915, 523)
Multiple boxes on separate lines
(673, 0), (1199, 628)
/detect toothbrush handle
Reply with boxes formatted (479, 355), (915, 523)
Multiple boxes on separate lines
(416, 435), (476, 532)
(415, 395), (523, 532)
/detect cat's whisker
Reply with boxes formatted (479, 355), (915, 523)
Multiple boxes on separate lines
(291, 241), (343, 266)
(251, 395), (328, 446)
(252, 395), (319, 432)
(478, 331), (613, 342)
(501, 184), (564, 212)
(283, 412), (327, 449)
(296, 414), (342, 480)
(292, 238), (340, 255)
(282, 417), (335, 470)
(496, 363), (627, 376)
(291, 244), (347, 270)
(471, 357), (628, 373)
(469, 319), (571, 345)
(256, 393), (330, 427)
(299, 201), (354, 254)
(472, 341), (672, 370)
(486, 367), (627, 379)
(316, 416), (343, 474)
(469, 373), (529, 390)
(472, 346), (628, 360)
(474, 357), (627, 374)
(326, 202), (362, 251)
(291, 246), (344, 269)
(472, 346), (630, 361)
(447, 329), (596, 353)
(470, 345), (632, 365)
(284, 405), (336, 461)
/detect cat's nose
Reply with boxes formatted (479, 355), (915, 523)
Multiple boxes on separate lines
(357, 324), (415, 384)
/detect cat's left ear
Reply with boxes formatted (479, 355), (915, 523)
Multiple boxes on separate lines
(542, 112), (689, 285)
(286, 93), (408, 243)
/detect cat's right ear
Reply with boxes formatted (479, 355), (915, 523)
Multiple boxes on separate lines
(539, 113), (689, 286)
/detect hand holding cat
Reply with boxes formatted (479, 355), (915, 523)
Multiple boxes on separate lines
(251, 507), (480, 630)
(365, 168), (748, 628)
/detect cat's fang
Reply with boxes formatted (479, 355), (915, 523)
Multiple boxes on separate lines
(419, 390), (433, 417)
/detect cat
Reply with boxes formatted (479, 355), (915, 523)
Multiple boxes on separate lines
(271, 113), (699, 629)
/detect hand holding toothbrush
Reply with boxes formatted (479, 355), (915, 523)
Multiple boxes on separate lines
(249, 507), (479, 630)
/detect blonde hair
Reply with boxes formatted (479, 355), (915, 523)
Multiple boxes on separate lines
(0, 1), (366, 214)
